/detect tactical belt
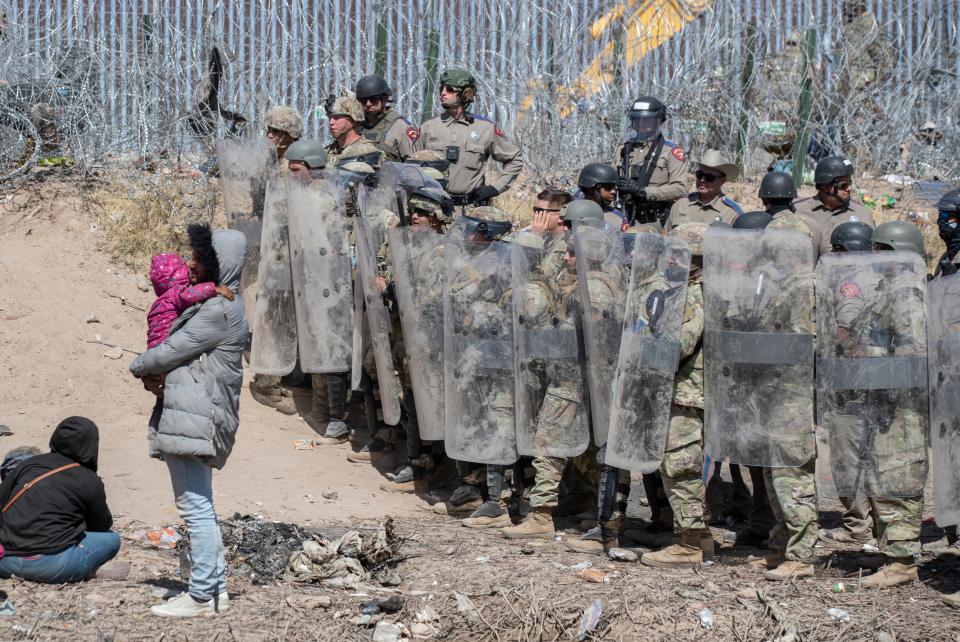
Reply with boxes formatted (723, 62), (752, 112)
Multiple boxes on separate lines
(817, 356), (928, 390)
(452, 335), (513, 370)
(706, 330), (814, 365)
(451, 194), (472, 206)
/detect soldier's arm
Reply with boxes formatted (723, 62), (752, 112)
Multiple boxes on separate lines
(645, 148), (688, 202)
(677, 283), (704, 359)
(488, 126), (524, 194)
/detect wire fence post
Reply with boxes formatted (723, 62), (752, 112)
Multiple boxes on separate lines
(736, 22), (757, 173)
(420, 0), (439, 123)
(792, 26), (816, 187)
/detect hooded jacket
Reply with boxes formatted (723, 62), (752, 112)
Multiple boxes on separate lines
(0, 417), (113, 556)
(130, 230), (249, 469)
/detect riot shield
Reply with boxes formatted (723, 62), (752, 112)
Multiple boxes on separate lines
(354, 186), (401, 426)
(574, 223), (632, 446)
(605, 234), (691, 472)
(215, 138), (276, 317)
(512, 235), (590, 458)
(816, 252), (928, 498)
(929, 274), (960, 526)
(286, 178), (354, 374)
(443, 219), (518, 465)
(388, 225), (446, 440)
(703, 227), (816, 467)
(249, 176), (297, 376)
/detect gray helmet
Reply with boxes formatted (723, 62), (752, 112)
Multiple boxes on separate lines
(936, 188), (960, 213)
(626, 95), (667, 120)
(830, 221), (873, 252)
(562, 200), (604, 224)
(732, 211), (773, 230)
(355, 74), (391, 100)
(285, 139), (328, 169)
(758, 171), (797, 200)
(814, 155), (854, 185)
(577, 163), (618, 189)
(871, 220), (924, 255)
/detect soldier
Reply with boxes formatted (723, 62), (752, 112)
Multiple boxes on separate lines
(663, 149), (743, 230)
(793, 155), (874, 255)
(614, 95), (687, 225)
(355, 74), (418, 162)
(817, 220), (928, 588)
(576, 163), (628, 230)
(324, 95), (384, 168)
(265, 104), (302, 167)
(379, 186), (456, 493)
(933, 189), (960, 278)
(415, 68), (523, 208)
(247, 106), (302, 414)
(759, 171), (798, 216)
(502, 200), (605, 539)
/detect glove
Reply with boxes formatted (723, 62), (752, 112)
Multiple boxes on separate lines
(617, 178), (646, 200)
(469, 185), (499, 204)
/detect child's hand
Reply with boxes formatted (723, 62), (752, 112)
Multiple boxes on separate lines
(216, 285), (235, 301)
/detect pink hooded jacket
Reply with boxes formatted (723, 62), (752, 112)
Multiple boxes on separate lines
(146, 254), (219, 349)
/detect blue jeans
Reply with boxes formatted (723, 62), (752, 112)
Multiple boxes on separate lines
(0, 531), (120, 583)
(165, 454), (226, 601)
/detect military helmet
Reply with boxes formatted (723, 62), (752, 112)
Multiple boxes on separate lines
(814, 155), (854, 185)
(668, 222), (708, 256)
(758, 171), (798, 200)
(626, 95), (667, 119)
(577, 163), (618, 189)
(409, 187), (454, 223)
(285, 139), (327, 169)
(732, 211), (773, 230)
(462, 205), (512, 240)
(405, 149), (450, 184)
(439, 67), (476, 90)
(328, 95), (364, 122)
(265, 105), (303, 139)
(871, 220), (924, 255)
(830, 221), (874, 252)
(562, 200), (604, 224)
(936, 188), (960, 214)
(355, 74), (391, 100)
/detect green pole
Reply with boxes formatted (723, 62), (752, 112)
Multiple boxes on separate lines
(792, 27), (816, 188)
(373, 1), (387, 76)
(420, 0), (440, 122)
(736, 23), (757, 174)
(610, 19), (626, 143)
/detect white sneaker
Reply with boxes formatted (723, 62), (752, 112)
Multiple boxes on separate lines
(150, 591), (229, 618)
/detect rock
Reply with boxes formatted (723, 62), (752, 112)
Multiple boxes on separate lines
(576, 568), (608, 583)
(321, 490), (339, 500)
(607, 548), (638, 562)
(103, 347), (123, 360)
(520, 545), (536, 555)
(136, 275), (151, 292)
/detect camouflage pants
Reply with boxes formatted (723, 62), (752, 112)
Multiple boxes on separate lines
(764, 461), (818, 561)
(659, 405), (706, 534)
(529, 451), (598, 510)
(871, 496), (923, 559)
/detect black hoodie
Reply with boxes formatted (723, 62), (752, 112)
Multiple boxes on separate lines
(0, 417), (113, 556)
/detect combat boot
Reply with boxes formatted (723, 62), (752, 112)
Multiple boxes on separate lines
(640, 531), (704, 569)
(622, 520), (677, 548)
(249, 376), (296, 415)
(764, 559), (814, 581)
(566, 518), (622, 554)
(461, 500), (510, 528)
(860, 559), (918, 589)
(818, 526), (875, 546)
(502, 508), (555, 540)
(380, 463), (428, 494)
(310, 374), (350, 444)
(943, 592), (960, 608)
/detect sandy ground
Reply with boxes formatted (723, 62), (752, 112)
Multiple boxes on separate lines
(0, 176), (958, 641)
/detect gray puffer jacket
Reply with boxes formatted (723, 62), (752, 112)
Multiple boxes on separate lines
(130, 230), (249, 469)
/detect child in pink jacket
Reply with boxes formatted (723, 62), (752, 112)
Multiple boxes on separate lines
(146, 253), (233, 349)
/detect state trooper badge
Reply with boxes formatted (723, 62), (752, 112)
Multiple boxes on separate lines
(470, 131), (479, 141)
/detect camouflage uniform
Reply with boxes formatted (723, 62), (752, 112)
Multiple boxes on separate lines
(831, 266), (926, 559)
(325, 138), (384, 169)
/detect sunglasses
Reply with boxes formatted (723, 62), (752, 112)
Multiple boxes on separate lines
(360, 96), (382, 104)
(441, 85), (460, 93)
(833, 181), (852, 190)
(533, 207), (562, 215)
(695, 171), (723, 182)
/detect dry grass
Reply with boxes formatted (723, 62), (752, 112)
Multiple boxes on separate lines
(87, 172), (225, 274)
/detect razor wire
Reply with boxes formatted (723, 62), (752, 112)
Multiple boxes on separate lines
(0, 0), (956, 185)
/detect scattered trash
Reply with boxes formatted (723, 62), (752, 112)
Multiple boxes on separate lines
(294, 439), (315, 450)
(475, 556), (490, 564)
(862, 542), (880, 553)
(124, 527), (181, 549)
(285, 518), (400, 587)
(875, 631), (895, 642)
(350, 612), (383, 627)
(575, 568), (608, 583)
(453, 591), (481, 623)
(415, 606), (438, 623)
(570, 561), (592, 571)
(697, 607), (715, 629)
(372, 621), (404, 642)
(577, 599), (602, 640)
(607, 548), (638, 562)
(827, 607), (851, 623)
(362, 595), (404, 615)
(832, 582), (848, 593)
(0, 591), (15, 617)
(410, 621), (437, 639)
(285, 595), (332, 609)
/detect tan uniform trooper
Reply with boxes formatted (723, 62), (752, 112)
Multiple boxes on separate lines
(792, 155), (873, 255)
(415, 68), (523, 207)
(665, 150), (744, 229)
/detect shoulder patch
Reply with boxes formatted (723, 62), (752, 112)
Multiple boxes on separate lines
(474, 114), (506, 137)
(494, 125), (505, 138)
(840, 281), (861, 298)
(671, 146), (685, 162)
(406, 126), (419, 142)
